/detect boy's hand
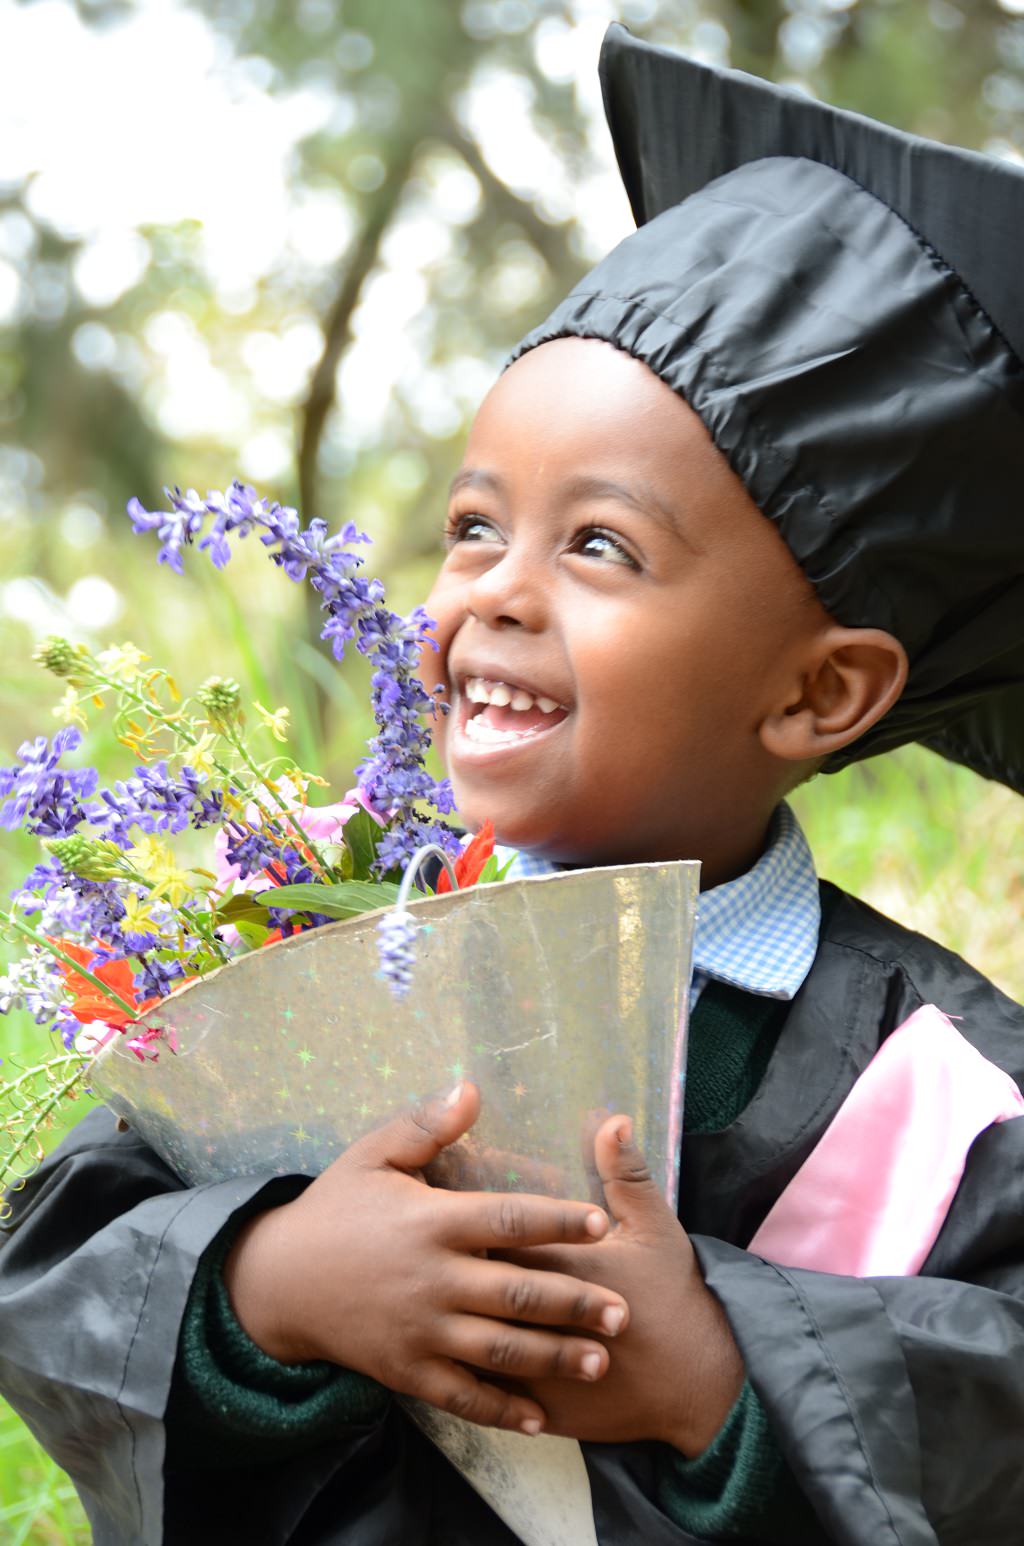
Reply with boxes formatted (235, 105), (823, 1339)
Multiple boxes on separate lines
(223, 1082), (629, 1437)
(497, 1118), (745, 1456)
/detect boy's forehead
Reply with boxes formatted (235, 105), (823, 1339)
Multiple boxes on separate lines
(460, 338), (816, 594)
(472, 338), (707, 460)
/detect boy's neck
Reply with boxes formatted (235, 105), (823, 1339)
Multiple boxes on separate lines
(515, 805), (781, 891)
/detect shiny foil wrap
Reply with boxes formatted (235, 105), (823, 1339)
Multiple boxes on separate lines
(92, 862), (698, 1204)
(91, 861), (698, 1546)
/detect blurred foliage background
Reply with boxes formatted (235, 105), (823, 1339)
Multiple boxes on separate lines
(2, 0), (1023, 1536)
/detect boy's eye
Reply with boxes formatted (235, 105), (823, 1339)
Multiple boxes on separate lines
(445, 513), (502, 547)
(572, 528), (638, 569)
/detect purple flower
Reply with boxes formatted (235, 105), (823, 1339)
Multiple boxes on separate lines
(136, 956), (185, 1000)
(0, 729), (97, 838)
(0, 951), (66, 1024)
(89, 762), (223, 844)
(129, 481), (462, 885)
(222, 824), (280, 882)
(127, 488), (212, 574)
(376, 908), (417, 999)
(55, 1008), (82, 1051)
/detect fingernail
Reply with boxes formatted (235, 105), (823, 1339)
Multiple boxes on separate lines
(616, 1119), (633, 1146)
(585, 1210), (606, 1237)
(581, 1352), (602, 1380)
(601, 1305), (625, 1336)
(445, 1082), (464, 1107)
(520, 1417), (542, 1436)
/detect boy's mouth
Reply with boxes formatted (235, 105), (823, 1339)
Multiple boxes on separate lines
(457, 674), (570, 748)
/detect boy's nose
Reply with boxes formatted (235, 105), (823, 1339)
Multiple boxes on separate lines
(464, 550), (547, 632)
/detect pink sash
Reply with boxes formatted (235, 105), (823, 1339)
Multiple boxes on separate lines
(748, 1005), (1024, 1277)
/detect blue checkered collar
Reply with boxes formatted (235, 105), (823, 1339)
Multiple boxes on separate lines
(494, 801), (820, 1004)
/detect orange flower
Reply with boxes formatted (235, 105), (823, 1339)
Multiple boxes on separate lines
(52, 939), (160, 1029)
(436, 820), (496, 894)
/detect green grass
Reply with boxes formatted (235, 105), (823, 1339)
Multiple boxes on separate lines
(0, 1406), (89, 1545)
(0, 990), (92, 1542)
(792, 745), (1024, 1003)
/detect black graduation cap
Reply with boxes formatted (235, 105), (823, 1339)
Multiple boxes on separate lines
(510, 24), (1024, 793)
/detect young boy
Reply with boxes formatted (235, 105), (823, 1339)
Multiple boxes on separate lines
(3, 25), (1024, 1546)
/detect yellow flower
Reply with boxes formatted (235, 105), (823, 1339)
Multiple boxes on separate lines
(254, 701), (290, 743)
(120, 893), (162, 939)
(186, 730), (218, 780)
(96, 642), (149, 684)
(126, 837), (194, 910)
(52, 685), (88, 730)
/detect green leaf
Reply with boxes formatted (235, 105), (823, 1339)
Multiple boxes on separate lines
(188, 951), (225, 976)
(214, 893), (275, 928)
(233, 920), (272, 953)
(476, 854), (500, 884)
(341, 806), (383, 880)
(256, 880), (403, 920)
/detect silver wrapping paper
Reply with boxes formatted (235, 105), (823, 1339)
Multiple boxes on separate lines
(91, 861), (699, 1546)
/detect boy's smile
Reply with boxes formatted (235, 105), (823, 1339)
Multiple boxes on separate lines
(419, 338), (837, 883)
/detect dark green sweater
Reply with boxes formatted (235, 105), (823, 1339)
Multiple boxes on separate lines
(171, 982), (821, 1541)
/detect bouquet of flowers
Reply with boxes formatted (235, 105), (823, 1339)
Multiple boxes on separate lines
(0, 481), (506, 1212)
(1, 481), (698, 1546)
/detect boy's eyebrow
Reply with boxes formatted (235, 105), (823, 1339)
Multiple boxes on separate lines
(448, 468), (504, 500)
(560, 475), (699, 551)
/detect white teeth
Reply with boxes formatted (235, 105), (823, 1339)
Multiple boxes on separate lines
(465, 716), (526, 744)
(463, 676), (565, 713)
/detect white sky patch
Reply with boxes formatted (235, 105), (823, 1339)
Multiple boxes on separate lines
(73, 231), (152, 308)
(1, 575), (75, 636)
(141, 312), (250, 440)
(239, 426), (296, 483)
(60, 504), (106, 549)
(0, 0), (643, 458)
(241, 321), (324, 406)
(0, 257), (20, 323)
(288, 188), (355, 267)
(0, 0), (334, 298)
(457, 66), (568, 209)
(66, 575), (123, 630)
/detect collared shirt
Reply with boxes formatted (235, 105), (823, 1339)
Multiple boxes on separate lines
(496, 802), (820, 1009)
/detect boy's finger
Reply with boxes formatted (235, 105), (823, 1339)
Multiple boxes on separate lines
(448, 1258), (628, 1335)
(441, 1191), (609, 1252)
(406, 1356), (546, 1436)
(593, 1116), (671, 1232)
(440, 1313), (610, 1383)
(354, 1081), (481, 1174)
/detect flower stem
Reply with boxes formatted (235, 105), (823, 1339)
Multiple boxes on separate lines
(90, 666), (332, 880)
(5, 912), (140, 1020)
(220, 727), (331, 879)
(1, 1053), (91, 1216)
(177, 901), (230, 964)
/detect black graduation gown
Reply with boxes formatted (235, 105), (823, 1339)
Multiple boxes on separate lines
(2, 880), (1023, 1545)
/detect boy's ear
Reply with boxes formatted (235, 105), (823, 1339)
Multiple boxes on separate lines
(759, 627), (909, 764)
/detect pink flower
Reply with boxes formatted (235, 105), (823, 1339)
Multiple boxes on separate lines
(213, 780), (359, 899)
(212, 780), (363, 945)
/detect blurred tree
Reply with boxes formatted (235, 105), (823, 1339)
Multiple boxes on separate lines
(4, 0), (1020, 546)
(0, 0), (1021, 743)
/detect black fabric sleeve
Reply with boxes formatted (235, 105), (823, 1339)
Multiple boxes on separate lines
(0, 1107), (393, 1544)
(693, 1116), (1024, 1546)
(653, 1381), (823, 1542)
